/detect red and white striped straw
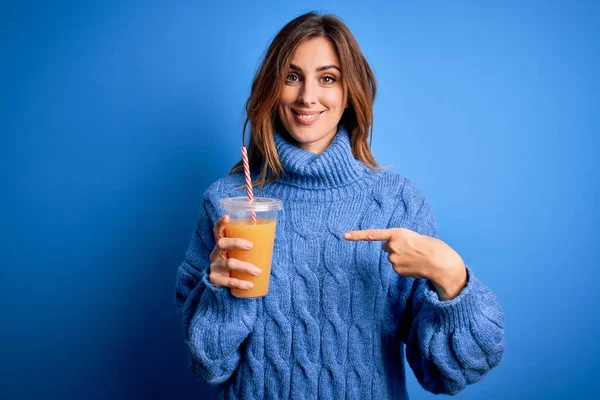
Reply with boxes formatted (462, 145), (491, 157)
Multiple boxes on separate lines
(241, 146), (257, 224)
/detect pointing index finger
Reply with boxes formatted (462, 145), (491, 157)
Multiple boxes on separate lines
(343, 229), (395, 241)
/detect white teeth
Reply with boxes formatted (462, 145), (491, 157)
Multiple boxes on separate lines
(296, 112), (320, 120)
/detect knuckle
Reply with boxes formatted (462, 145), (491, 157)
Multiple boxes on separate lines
(388, 254), (399, 264)
(208, 272), (219, 286)
(210, 260), (222, 273)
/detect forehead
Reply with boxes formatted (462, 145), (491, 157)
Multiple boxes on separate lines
(290, 37), (341, 67)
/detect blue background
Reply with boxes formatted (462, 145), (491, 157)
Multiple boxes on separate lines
(2, 0), (598, 399)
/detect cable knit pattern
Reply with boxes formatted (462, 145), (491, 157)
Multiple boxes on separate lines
(174, 127), (505, 399)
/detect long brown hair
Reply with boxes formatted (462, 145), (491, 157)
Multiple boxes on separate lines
(230, 11), (380, 188)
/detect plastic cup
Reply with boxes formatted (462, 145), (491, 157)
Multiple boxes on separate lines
(220, 197), (283, 298)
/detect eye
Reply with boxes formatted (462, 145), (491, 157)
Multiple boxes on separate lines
(286, 73), (300, 83)
(321, 75), (337, 84)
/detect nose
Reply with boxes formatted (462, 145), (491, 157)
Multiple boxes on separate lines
(298, 80), (317, 106)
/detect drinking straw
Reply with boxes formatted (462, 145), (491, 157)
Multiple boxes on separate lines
(241, 146), (257, 224)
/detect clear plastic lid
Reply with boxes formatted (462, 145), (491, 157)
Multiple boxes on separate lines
(220, 197), (283, 212)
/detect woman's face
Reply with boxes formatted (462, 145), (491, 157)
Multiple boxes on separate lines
(277, 37), (348, 154)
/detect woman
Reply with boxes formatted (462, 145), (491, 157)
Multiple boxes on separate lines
(175, 11), (504, 399)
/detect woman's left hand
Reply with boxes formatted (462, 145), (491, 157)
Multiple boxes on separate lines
(344, 228), (467, 300)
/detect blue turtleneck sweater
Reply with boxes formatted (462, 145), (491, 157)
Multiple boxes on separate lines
(175, 128), (505, 399)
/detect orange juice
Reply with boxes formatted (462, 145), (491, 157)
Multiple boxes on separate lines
(225, 218), (277, 298)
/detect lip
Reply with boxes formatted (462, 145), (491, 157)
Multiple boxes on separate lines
(292, 109), (324, 125)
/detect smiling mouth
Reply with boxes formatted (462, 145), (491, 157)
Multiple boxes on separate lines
(292, 109), (325, 123)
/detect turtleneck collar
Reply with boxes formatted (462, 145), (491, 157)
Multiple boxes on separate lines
(272, 126), (372, 190)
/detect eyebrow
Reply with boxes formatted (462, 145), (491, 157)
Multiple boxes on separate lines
(289, 63), (342, 73)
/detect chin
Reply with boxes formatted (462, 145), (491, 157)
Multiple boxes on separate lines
(288, 129), (325, 143)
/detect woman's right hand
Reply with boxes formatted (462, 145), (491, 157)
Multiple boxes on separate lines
(209, 215), (261, 290)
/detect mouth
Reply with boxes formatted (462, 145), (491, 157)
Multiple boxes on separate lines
(292, 109), (325, 125)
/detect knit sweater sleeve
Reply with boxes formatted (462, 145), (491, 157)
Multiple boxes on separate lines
(174, 185), (258, 385)
(393, 180), (505, 395)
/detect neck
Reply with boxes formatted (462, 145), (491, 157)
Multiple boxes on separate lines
(271, 127), (372, 190)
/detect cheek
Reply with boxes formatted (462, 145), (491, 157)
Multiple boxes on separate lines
(279, 87), (298, 107)
(323, 88), (346, 110)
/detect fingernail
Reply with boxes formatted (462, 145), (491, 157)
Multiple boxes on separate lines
(244, 242), (253, 249)
(251, 268), (261, 276)
(344, 233), (352, 239)
(245, 282), (254, 289)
